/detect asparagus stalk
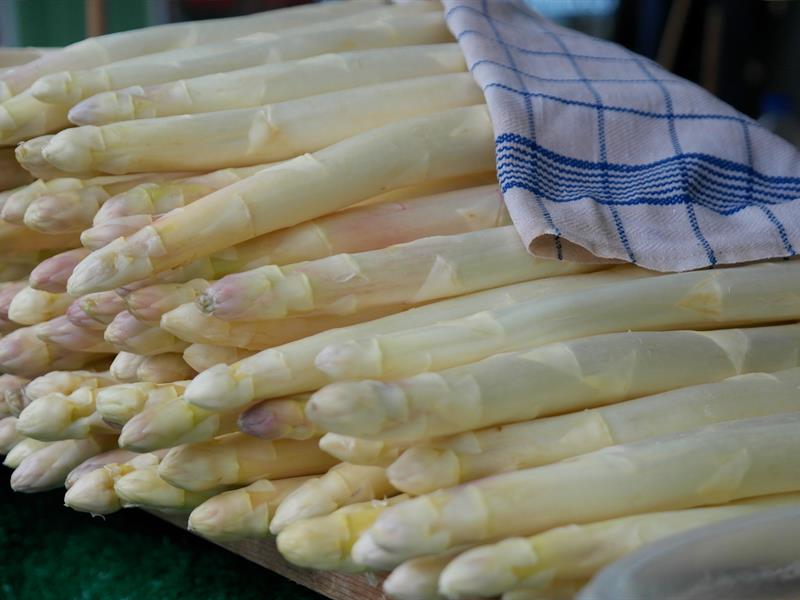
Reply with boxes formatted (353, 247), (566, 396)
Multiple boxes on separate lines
(123, 279), (209, 322)
(35, 315), (115, 353)
(158, 433), (338, 492)
(188, 477), (313, 541)
(0, 0), (385, 99)
(72, 43), (466, 125)
(182, 344), (256, 373)
(200, 226), (594, 322)
(0, 325), (99, 376)
(135, 353), (195, 383)
(29, 248), (91, 293)
(0, 415), (24, 453)
(10, 434), (117, 492)
(315, 260), (800, 383)
(277, 495), (409, 572)
(388, 367), (800, 494)
(0, 147), (33, 190)
(163, 303), (404, 350)
(308, 323), (800, 442)
(3, 437), (49, 468)
(0, 91), (70, 145)
(383, 548), (468, 600)
(64, 448), (138, 489)
(66, 291), (125, 330)
(32, 6), (447, 107)
(108, 351), (146, 382)
(67, 106), (496, 295)
(7, 286), (72, 325)
(49, 73), (483, 175)
(355, 414), (800, 568)
(105, 311), (188, 355)
(439, 493), (800, 598)
(184, 267), (649, 410)
(114, 466), (217, 512)
(318, 434), (406, 467)
(269, 463), (396, 534)
(118, 396), (242, 451)
(95, 380), (188, 426)
(237, 396), (318, 441)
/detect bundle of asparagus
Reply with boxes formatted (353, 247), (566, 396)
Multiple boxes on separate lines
(2, 3), (799, 600)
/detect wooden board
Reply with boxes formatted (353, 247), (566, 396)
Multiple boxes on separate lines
(150, 510), (387, 600)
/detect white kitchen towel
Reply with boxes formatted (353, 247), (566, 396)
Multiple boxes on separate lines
(444, 0), (800, 271)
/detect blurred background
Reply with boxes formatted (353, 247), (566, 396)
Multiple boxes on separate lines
(0, 0), (798, 144)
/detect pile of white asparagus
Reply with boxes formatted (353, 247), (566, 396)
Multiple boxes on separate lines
(2, 2), (800, 599)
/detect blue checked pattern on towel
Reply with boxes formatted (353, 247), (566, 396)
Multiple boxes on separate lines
(444, 0), (800, 271)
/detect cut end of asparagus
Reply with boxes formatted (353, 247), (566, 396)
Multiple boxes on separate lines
(314, 339), (383, 380)
(64, 467), (121, 514)
(306, 381), (395, 437)
(184, 364), (253, 411)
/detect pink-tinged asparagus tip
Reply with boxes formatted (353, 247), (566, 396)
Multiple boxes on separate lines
(36, 315), (105, 352)
(0, 330), (47, 374)
(79, 291), (125, 327)
(66, 299), (101, 330)
(104, 311), (145, 346)
(237, 403), (281, 440)
(81, 215), (159, 251)
(184, 364), (254, 411)
(29, 249), (91, 293)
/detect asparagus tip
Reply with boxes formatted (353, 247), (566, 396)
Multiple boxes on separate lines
(184, 364), (251, 410)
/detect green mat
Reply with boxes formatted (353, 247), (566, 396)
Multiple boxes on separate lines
(0, 466), (323, 600)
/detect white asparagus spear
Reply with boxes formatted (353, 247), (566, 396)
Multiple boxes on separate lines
(118, 395), (243, 451)
(387, 368), (800, 495)
(183, 344), (256, 373)
(355, 414), (800, 568)
(440, 493), (800, 598)
(32, 6), (447, 106)
(114, 466), (217, 511)
(7, 286), (72, 325)
(0, 147), (33, 189)
(0, 416), (25, 453)
(3, 178), (68, 224)
(104, 311), (188, 355)
(14, 135), (97, 180)
(318, 434), (407, 467)
(237, 396), (318, 441)
(0, 325), (100, 377)
(36, 315), (116, 353)
(269, 463), (396, 534)
(316, 260), (800, 383)
(71, 44), (466, 125)
(162, 303), (405, 350)
(11, 369), (116, 416)
(64, 448), (138, 489)
(200, 226), (596, 322)
(3, 437), (49, 468)
(277, 495), (409, 572)
(307, 323), (800, 442)
(184, 267), (650, 410)
(29, 248), (91, 293)
(0, 92), (70, 145)
(123, 280), (209, 322)
(10, 434), (117, 492)
(0, 0), (386, 99)
(95, 380), (188, 426)
(188, 477), (312, 541)
(66, 291), (125, 330)
(136, 353), (195, 383)
(67, 106), (495, 295)
(80, 215), (164, 250)
(108, 351), (146, 382)
(17, 387), (121, 441)
(158, 433), (338, 492)
(383, 548), (469, 600)
(49, 73), (483, 175)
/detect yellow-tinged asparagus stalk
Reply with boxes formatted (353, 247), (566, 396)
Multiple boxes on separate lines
(238, 396), (318, 441)
(114, 466), (217, 511)
(7, 286), (72, 325)
(17, 386), (122, 441)
(50, 73), (482, 175)
(388, 368), (800, 495)
(32, 6), (446, 107)
(95, 380), (188, 426)
(201, 226), (595, 321)
(0, 415), (25, 453)
(67, 105), (496, 295)
(0, 222), (80, 254)
(108, 351), (146, 382)
(29, 248), (91, 292)
(383, 548), (469, 600)
(72, 43), (466, 125)
(163, 303), (408, 350)
(36, 315), (115, 353)
(0, 0), (385, 99)
(277, 495), (409, 572)
(0, 325), (100, 376)
(3, 437), (49, 468)
(0, 91), (70, 145)
(124, 279), (209, 322)
(10, 434), (117, 492)
(0, 146), (33, 189)
(66, 291), (125, 330)
(158, 433), (338, 492)
(355, 413), (800, 568)
(318, 434), (406, 467)
(270, 463), (396, 534)
(188, 477), (312, 541)
(316, 260), (800, 383)
(184, 267), (649, 410)
(136, 353), (195, 383)
(105, 311), (188, 355)
(64, 448), (138, 489)
(118, 395), (242, 451)
(183, 344), (256, 373)
(308, 323), (800, 442)
(439, 493), (800, 598)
